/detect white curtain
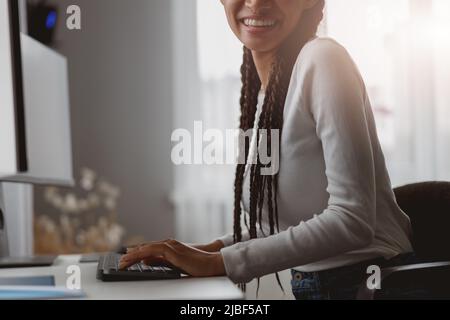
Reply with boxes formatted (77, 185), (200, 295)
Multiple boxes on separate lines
(326, 0), (450, 185)
(172, 0), (450, 243)
(171, 0), (237, 243)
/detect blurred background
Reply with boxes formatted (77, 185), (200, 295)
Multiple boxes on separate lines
(7, 0), (450, 299)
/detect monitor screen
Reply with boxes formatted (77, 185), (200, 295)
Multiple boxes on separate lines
(0, 0), (27, 177)
(2, 34), (74, 186)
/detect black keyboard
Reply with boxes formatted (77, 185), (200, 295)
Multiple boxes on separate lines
(96, 252), (182, 281)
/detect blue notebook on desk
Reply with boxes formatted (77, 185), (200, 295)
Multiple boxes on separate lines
(0, 275), (55, 286)
(0, 286), (86, 300)
(0, 276), (85, 300)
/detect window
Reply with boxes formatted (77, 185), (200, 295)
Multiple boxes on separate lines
(195, 0), (450, 186)
(327, 0), (450, 184)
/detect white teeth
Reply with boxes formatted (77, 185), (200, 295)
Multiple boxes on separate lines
(243, 19), (276, 27)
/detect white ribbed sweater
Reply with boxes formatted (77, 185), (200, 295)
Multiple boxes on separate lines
(216, 37), (413, 284)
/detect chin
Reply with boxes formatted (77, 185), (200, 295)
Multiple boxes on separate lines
(241, 39), (279, 53)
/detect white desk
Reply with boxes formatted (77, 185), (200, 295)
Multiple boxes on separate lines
(0, 255), (244, 300)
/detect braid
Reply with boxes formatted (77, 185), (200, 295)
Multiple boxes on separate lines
(257, 170), (266, 236)
(234, 47), (260, 244)
(261, 57), (292, 294)
(249, 164), (259, 239)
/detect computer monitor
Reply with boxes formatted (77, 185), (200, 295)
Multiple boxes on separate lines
(2, 33), (74, 186)
(0, 0), (27, 177)
(0, 0), (74, 261)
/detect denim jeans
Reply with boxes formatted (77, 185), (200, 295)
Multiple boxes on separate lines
(291, 252), (425, 300)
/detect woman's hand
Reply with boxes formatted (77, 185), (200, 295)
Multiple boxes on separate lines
(126, 239), (225, 253)
(191, 240), (225, 253)
(118, 239), (226, 277)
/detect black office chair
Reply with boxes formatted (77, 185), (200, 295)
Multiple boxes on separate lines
(357, 181), (450, 300)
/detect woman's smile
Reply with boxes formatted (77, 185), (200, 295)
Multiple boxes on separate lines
(239, 15), (280, 35)
(221, 0), (308, 53)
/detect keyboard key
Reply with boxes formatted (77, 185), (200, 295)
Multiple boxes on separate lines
(139, 264), (151, 271)
(128, 264), (139, 271)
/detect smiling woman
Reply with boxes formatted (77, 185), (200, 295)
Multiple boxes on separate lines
(220, 0), (323, 87)
(129, 0), (424, 300)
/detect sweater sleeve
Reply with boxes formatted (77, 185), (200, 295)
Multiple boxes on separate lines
(215, 214), (273, 247)
(220, 39), (377, 284)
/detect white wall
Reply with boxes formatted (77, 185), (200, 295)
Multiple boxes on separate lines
(33, 0), (176, 241)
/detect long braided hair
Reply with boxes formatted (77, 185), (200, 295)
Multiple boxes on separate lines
(233, 1), (325, 293)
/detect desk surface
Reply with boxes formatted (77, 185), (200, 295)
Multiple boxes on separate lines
(0, 255), (244, 300)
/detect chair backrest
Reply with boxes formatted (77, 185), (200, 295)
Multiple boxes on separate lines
(394, 181), (450, 262)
